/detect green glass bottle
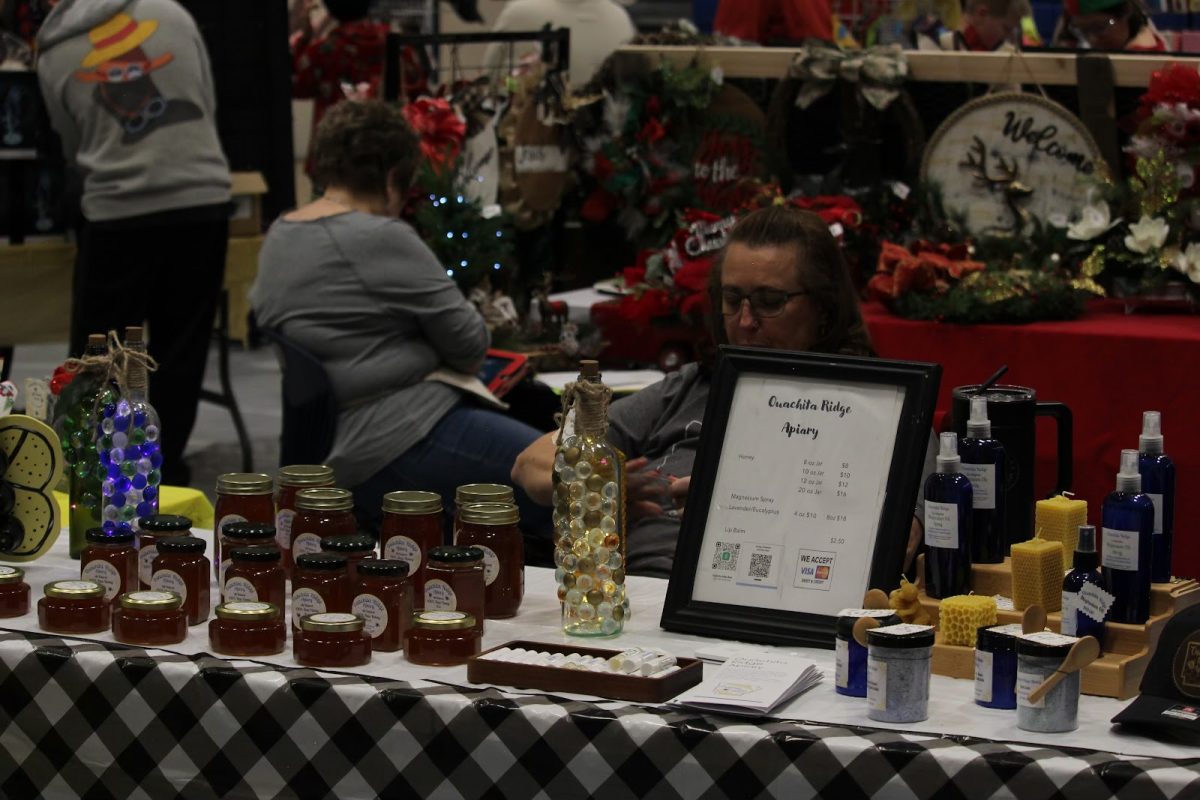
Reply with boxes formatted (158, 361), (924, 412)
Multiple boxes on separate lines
(62, 333), (110, 558)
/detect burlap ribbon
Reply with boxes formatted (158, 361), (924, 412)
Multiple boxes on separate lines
(789, 41), (909, 111)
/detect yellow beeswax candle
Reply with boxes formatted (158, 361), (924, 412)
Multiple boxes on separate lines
(1010, 538), (1064, 612)
(1035, 495), (1089, 570)
(939, 595), (998, 646)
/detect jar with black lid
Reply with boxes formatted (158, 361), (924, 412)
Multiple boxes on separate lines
(291, 552), (350, 630)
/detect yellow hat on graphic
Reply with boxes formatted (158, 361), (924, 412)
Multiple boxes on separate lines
(81, 13), (158, 69)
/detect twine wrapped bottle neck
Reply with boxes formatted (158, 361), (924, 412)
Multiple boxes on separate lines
(557, 377), (612, 443)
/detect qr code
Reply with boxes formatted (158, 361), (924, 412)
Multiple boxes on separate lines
(748, 552), (772, 579)
(712, 542), (740, 571)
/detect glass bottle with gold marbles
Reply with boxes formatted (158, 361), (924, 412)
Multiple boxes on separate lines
(552, 360), (628, 636)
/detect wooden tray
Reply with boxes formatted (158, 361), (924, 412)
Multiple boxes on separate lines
(466, 640), (703, 703)
(915, 555), (1200, 699)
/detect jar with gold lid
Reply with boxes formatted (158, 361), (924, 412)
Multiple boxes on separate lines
(381, 490), (443, 599)
(112, 590), (187, 645)
(294, 612), (372, 667)
(455, 502), (523, 618)
(291, 488), (356, 565)
(276, 465), (336, 577)
(404, 610), (481, 666)
(38, 579), (110, 633)
(208, 601), (286, 656)
(213, 473), (275, 580)
(0, 565), (30, 618)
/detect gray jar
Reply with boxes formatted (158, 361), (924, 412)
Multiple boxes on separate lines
(867, 623), (935, 723)
(1016, 632), (1080, 733)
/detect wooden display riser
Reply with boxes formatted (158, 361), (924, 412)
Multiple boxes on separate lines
(913, 555), (1200, 700)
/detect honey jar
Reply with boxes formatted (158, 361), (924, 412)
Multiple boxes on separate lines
(404, 611), (481, 666)
(112, 590), (188, 646)
(208, 601), (286, 657)
(38, 580), (110, 634)
(294, 612), (372, 668)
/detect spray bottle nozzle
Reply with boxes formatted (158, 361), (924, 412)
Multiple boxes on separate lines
(1140, 410), (1164, 454)
(936, 431), (961, 472)
(1076, 524), (1097, 554)
(967, 395), (991, 438)
(1116, 448), (1142, 494)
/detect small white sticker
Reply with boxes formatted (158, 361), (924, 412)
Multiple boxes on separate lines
(275, 509), (296, 550)
(475, 544), (500, 586)
(55, 580), (100, 592)
(1078, 581), (1116, 622)
(128, 590), (174, 602)
(352, 593), (388, 638)
(223, 576), (258, 603)
(960, 463), (996, 509)
(975, 649), (994, 702)
(424, 578), (457, 611)
(383, 535), (421, 571)
(1017, 670), (1046, 708)
(150, 569), (187, 604)
(1020, 631), (1078, 647)
(1102, 527), (1140, 572)
(892, 181), (911, 200)
(225, 601), (271, 613)
(1147, 493), (1164, 535)
(837, 608), (900, 619)
(292, 532), (323, 559)
(309, 612), (357, 624)
(138, 546), (158, 586)
(873, 623), (933, 637)
(835, 637), (849, 688)
(924, 501), (959, 548)
(291, 587), (327, 627)
(1061, 590), (1079, 636)
(828, 222), (844, 238)
(0, 566), (18, 577)
(867, 658), (887, 710)
(81, 560), (122, 601)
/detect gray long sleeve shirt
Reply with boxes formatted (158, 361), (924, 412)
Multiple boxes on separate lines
(250, 211), (489, 488)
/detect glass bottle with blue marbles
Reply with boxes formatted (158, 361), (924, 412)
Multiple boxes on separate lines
(94, 327), (163, 534)
(60, 333), (111, 559)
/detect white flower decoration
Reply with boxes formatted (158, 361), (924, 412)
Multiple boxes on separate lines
(1170, 242), (1200, 283)
(1125, 215), (1170, 255)
(1066, 192), (1119, 241)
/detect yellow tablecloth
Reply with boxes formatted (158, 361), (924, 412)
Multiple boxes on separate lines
(53, 486), (215, 530)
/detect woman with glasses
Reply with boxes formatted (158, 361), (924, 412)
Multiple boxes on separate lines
(512, 206), (894, 577)
(1054, 0), (1166, 52)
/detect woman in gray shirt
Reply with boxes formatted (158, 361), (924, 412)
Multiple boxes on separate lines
(252, 100), (546, 533)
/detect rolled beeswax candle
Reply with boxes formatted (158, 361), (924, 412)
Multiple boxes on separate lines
(939, 595), (998, 646)
(1011, 538), (1063, 612)
(1035, 495), (1088, 570)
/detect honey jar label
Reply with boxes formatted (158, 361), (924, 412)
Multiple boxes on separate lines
(477, 545), (499, 586)
(292, 532), (323, 558)
(82, 560), (122, 601)
(291, 587), (327, 627)
(275, 509), (296, 549)
(218, 514), (247, 538)
(151, 569), (188, 604)
(424, 579), (457, 611)
(383, 535), (421, 571)
(352, 593), (387, 638)
(223, 576), (259, 603)
(138, 546), (159, 586)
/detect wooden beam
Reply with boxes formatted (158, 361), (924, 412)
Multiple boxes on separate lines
(617, 45), (1200, 88)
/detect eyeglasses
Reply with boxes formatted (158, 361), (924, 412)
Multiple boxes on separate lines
(720, 287), (808, 318)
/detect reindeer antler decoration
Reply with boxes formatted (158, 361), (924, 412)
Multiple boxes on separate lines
(959, 136), (1034, 236)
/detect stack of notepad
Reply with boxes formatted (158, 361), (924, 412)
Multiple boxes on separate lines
(672, 653), (823, 717)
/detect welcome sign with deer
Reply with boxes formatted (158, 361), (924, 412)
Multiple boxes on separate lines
(920, 93), (1104, 238)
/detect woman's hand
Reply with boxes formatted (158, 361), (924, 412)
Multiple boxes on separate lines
(626, 458), (691, 523)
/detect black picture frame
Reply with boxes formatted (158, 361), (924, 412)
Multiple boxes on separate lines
(660, 345), (942, 649)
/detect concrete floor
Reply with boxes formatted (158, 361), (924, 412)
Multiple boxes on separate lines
(7, 339), (283, 506)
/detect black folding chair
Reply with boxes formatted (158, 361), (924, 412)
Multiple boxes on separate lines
(258, 327), (337, 467)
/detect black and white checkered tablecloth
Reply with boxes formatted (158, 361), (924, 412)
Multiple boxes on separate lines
(2, 632), (1198, 799)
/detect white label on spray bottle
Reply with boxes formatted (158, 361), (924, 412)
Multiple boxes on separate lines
(1102, 527), (1139, 571)
(1147, 493), (1164, 535)
(924, 501), (959, 548)
(960, 463), (996, 509)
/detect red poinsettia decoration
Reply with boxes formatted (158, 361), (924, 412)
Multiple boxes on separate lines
(402, 97), (467, 172)
(867, 240), (985, 303)
(1138, 64), (1200, 119)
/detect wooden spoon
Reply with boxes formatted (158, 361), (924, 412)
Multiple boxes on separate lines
(852, 616), (882, 647)
(1022, 604), (1046, 635)
(863, 589), (891, 610)
(1027, 635), (1101, 705)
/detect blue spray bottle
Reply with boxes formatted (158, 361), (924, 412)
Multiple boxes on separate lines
(959, 395), (1007, 564)
(1101, 450), (1155, 624)
(1061, 524), (1107, 644)
(923, 431), (973, 599)
(1138, 411), (1176, 584)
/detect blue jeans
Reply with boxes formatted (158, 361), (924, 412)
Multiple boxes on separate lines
(352, 404), (554, 564)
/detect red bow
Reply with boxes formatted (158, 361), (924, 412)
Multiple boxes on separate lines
(402, 97), (466, 171)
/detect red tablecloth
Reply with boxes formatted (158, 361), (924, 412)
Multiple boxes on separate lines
(864, 300), (1200, 578)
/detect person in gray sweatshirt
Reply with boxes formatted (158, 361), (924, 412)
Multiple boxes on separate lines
(37, 0), (231, 486)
